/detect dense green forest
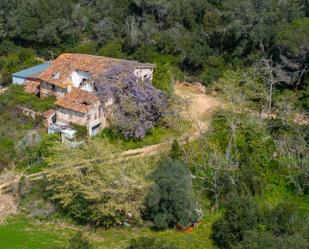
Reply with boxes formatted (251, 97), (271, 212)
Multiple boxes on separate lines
(0, 0), (308, 249)
(1, 0), (308, 87)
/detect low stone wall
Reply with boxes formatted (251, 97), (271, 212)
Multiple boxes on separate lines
(17, 106), (38, 119)
(17, 106), (55, 127)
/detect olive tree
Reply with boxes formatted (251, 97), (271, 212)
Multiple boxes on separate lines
(145, 158), (201, 229)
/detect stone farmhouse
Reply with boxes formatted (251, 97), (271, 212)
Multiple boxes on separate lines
(12, 53), (155, 140)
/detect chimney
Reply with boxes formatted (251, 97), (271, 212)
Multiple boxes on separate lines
(67, 85), (72, 93)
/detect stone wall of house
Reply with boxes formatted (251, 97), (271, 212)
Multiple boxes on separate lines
(56, 104), (108, 136)
(134, 68), (154, 81)
(56, 107), (87, 126)
(40, 81), (67, 99)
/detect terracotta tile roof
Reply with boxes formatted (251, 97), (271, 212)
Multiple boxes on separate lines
(24, 79), (40, 94)
(55, 88), (99, 114)
(38, 53), (154, 88)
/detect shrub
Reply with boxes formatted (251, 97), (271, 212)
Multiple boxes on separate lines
(239, 230), (308, 249)
(299, 84), (309, 115)
(67, 232), (91, 249)
(126, 237), (180, 249)
(0, 84), (55, 112)
(145, 158), (200, 229)
(47, 163), (149, 227)
(67, 41), (98, 55)
(0, 93), (40, 171)
(99, 40), (126, 59)
(199, 56), (226, 85)
(17, 134), (58, 173)
(212, 195), (309, 249)
(209, 111), (276, 173)
(0, 137), (15, 170)
(212, 69), (267, 111)
(276, 18), (309, 56)
(48, 168), (113, 226)
(50, 232), (91, 249)
(71, 124), (88, 140)
(211, 194), (260, 249)
(169, 140), (182, 160)
(0, 48), (40, 85)
(152, 63), (174, 97)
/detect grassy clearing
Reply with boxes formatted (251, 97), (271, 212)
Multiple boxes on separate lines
(0, 213), (219, 249)
(92, 213), (219, 249)
(0, 215), (71, 249)
(98, 126), (179, 150)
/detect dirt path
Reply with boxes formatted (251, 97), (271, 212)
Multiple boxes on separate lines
(0, 194), (17, 223)
(174, 84), (223, 133)
(0, 84), (222, 194)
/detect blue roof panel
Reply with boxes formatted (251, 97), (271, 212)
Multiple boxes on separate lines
(11, 62), (50, 78)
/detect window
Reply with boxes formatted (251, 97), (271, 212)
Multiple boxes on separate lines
(52, 71), (60, 80)
(91, 123), (101, 136)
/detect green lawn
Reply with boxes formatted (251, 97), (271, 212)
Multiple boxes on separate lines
(0, 216), (71, 249)
(0, 214), (218, 249)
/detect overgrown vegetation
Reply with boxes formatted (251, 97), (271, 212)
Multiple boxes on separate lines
(212, 195), (309, 249)
(46, 159), (154, 227)
(188, 110), (309, 248)
(1, 85), (55, 112)
(0, 1), (307, 110)
(16, 134), (59, 173)
(0, 0), (308, 248)
(0, 46), (41, 85)
(0, 85), (56, 171)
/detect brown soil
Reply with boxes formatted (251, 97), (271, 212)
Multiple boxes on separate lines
(174, 83), (223, 133)
(0, 194), (17, 224)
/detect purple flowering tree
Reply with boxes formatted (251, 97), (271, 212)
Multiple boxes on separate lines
(94, 62), (168, 139)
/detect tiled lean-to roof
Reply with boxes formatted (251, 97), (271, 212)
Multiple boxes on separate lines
(38, 53), (154, 88)
(55, 88), (99, 114)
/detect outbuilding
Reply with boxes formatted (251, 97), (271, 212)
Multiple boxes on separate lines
(11, 62), (50, 85)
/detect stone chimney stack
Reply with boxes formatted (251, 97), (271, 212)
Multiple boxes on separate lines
(67, 85), (72, 93)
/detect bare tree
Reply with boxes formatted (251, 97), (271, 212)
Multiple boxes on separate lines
(193, 142), (237, 211)
(256, 57), (285, 117)
(189, 112), (240, 211)
(277, 131), (309, 195)
(126, 16), (141, 48)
